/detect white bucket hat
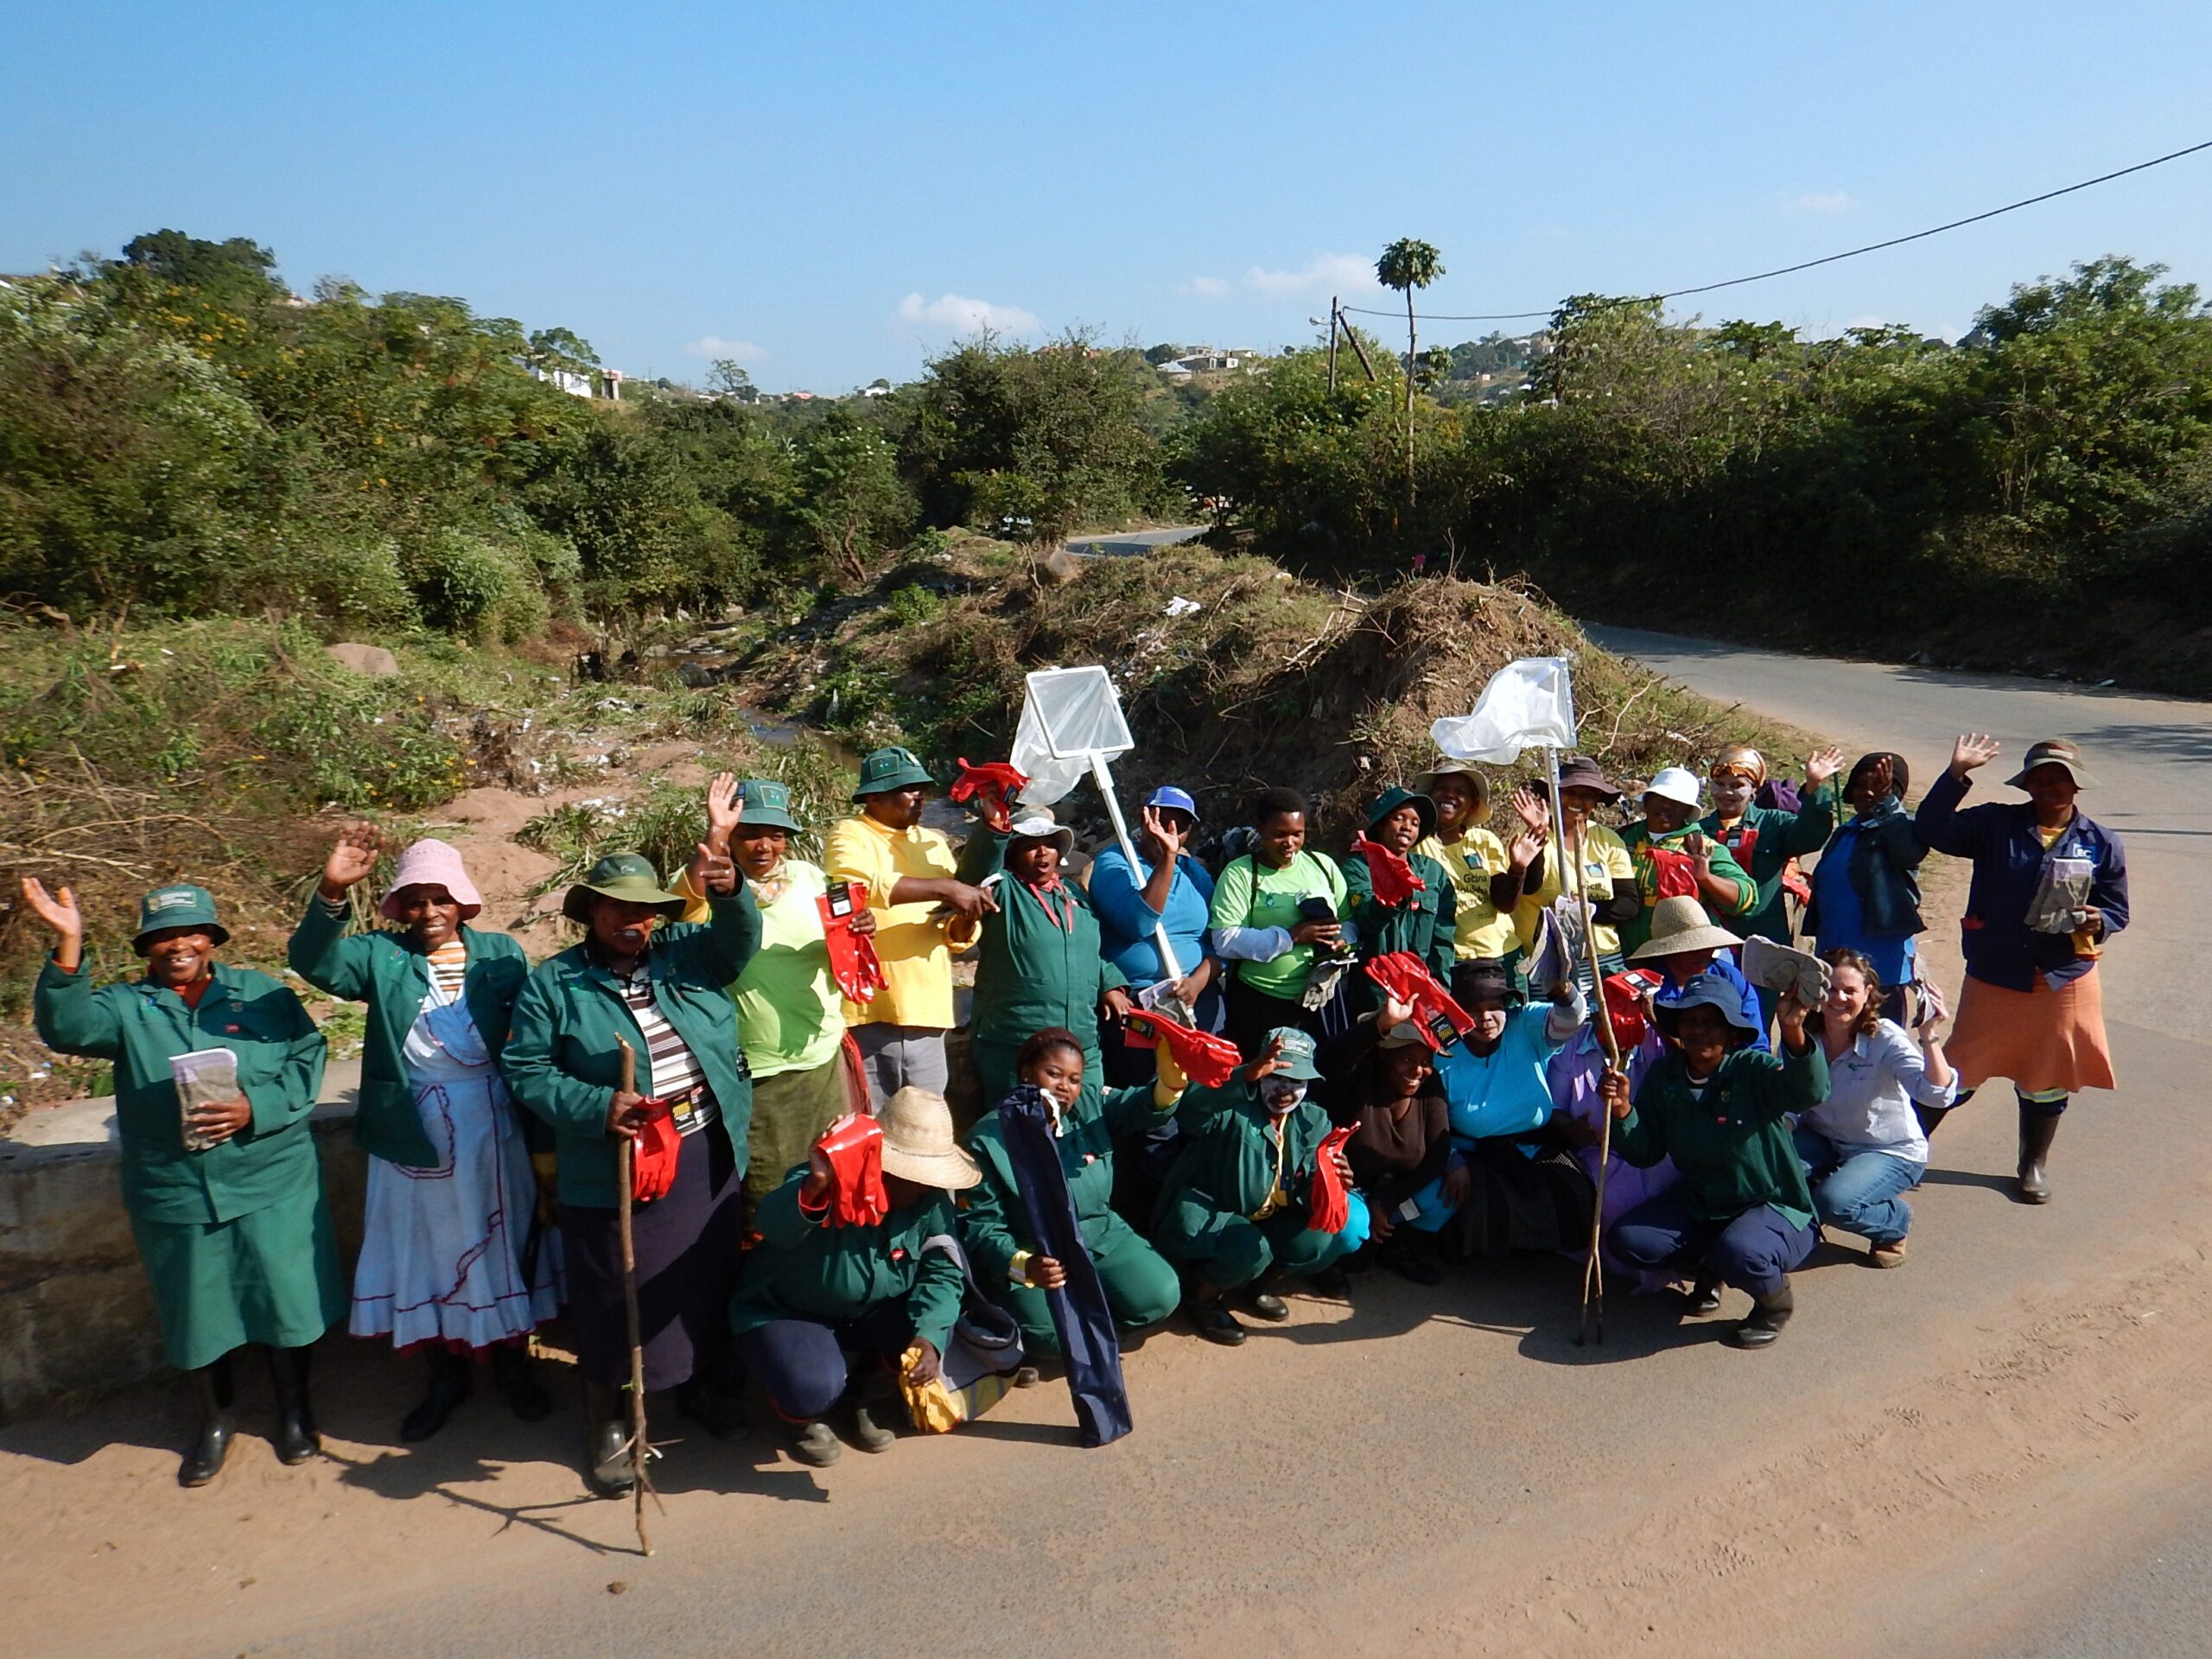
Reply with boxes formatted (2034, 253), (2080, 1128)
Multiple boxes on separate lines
(877, 1088), (982, 1191)
(1644, 766), (1704, 810)
(1630, 894), (1745, 961)
(1006, 810), (1076, 855)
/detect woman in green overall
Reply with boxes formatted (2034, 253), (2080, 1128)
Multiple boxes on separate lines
(26, 877), (339, 1487)
(957, 808), (1135, 1107)
(1341, 785), (1458, 1007)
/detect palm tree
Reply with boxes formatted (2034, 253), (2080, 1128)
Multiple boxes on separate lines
(1376, 238), (1445, 502)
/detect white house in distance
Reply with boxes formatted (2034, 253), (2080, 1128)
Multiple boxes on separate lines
(1158, 348), (1251, 375)
(530, 365), (626, 400)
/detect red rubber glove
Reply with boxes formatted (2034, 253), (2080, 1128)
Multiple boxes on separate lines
(1308, 1124), (1357, 1235)
(1125, 1012), (1242, 1089)
(1363, 952), (1476, 1046)
(632, 1103), (682, 1203)
(814, 1113), (888, 1229)
(1601, 969), (1663, 1053)
(1642, 844), (1700, 900)
(818, 881), (887, 1003)
(1351, 836), (1427, 908)
(950, 758), (1030, 832)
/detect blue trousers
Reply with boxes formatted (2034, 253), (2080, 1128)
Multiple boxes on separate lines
(1794, 1127), (1921, 1246)
(1609, 1190), (1816, 1298)
(734, 1300), (913, 1422)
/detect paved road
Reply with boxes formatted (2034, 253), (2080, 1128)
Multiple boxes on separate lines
(1065, 524), (1208, 557)
(10, 632), (2212, 1659)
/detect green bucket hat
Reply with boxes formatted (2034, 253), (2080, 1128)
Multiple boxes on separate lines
(734, 778), (804, 834)
(1366, 785), (1437, 841)
(1263, 1027), (1323, 1082)
(853, 746), (934, 801)
(133, 883), (230, 953)
(562, 853), (687, 926)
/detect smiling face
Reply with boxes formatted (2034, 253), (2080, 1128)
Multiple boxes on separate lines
(863, 785), (927, 831)
(1376, 804), (1425, 855)
(1825, 962), (1872, 1031)
(588, 895), (664, 960)
(1256, 810), (1306, 868)
(1020, 1042), (1086, 1112)
(1009, 836), (1062, 882)
(2022, 762), (2081, 822)
(733, 824), (789, 881)
(1670, 1002), (1733, 1075)
(1559, 785), (1608, 827)
(143, 925), (219, 988)
(1429, 773), (1483, 835)
(1381, 1042), (1429, 1098)
(1643, 792), (1697, 835)
(394, 883), (464, 950)
(1709, 769), (1756, 822)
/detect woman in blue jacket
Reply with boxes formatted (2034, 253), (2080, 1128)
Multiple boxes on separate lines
(1088, 786), (1217, 1085)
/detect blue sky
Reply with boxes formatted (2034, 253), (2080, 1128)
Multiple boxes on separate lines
(8, 2), (2210, 392)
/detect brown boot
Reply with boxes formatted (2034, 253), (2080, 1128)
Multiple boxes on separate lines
(2017, 1103), (2063, 1204)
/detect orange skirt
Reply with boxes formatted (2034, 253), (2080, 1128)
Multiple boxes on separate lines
(1947, 967), (2115, 1095)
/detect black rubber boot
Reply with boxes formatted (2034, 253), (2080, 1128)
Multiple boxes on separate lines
(490, 1344), (552, 1423)
(584, 1380), (635, 1497)
(401, 1348), (474, 1443)
(1190, 1287), (1247, 1346)
(1728, 1278), (1795, 1349)
(1686, 1276), (1724, 1316)
(269, 1344), (321, 1465)
(2017, 1101), (2063, 1204)
(178, 1358), (237, 1488)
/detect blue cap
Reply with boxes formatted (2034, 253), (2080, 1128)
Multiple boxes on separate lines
(1144, 785), (1198, 818)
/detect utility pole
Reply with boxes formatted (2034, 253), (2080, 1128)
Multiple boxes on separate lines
(1326, 296), (1339, 392)
(1339, 307), (1377, 382)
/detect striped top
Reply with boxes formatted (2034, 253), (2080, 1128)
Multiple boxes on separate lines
(610, 962), (720, 1136)
(425, 938), (467, 1003)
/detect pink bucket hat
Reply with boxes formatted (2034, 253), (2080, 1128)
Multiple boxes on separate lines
(380, 838), (484, 921)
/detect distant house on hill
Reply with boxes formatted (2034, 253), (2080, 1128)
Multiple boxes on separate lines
(1158, 349), (1253, 374)
(530, 365), (626, 400)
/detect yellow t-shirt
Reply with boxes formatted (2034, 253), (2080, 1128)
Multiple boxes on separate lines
(1511, 821), (1636, 961)
(823, 813), (960, 1028)
(1414, 829), (1517, 961)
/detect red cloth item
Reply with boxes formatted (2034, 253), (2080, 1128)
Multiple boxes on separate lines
(1643, 844), (1700, 900)
(1780, 856), (1811, 906)
(1123, 1011), (1243, 1088)
(1351, 836), (1427, 908)
(1600, 969), (1664, 1054)
(1362, 951), (1476, 1047)
(632, 1103), (681, 1203)
(1308, 1124), (1356, 1234)
(818, 881), (886, 1003)
(814, 1113), (888, 1229)
(950, 758), (1030, 830)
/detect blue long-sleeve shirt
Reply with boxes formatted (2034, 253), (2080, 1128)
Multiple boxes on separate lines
(1915, 769), (2128, 991)
(1087, 845), (1214, 988)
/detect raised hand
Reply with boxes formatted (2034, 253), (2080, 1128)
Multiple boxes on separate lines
(1949, 734), (2001, 779)
(1380, 991), (1417, 1030)
(703, 771), (741, 849)
(1511, 785), (1551, 834)
(320, 823), (383, 897)
(1244, 1033), (1287, 1084)
(1804, 747), (1846, 788)
(694, 840), (737, 896)
(1141, 804), (1185, 859)
(20, 876), (82, 940)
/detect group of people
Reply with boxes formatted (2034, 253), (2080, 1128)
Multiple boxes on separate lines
(23, 725), (2127, 1491)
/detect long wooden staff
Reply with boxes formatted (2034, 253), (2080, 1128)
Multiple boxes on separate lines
(1572, 813), (1625, 1346)
(614, 1038), (656, 1554)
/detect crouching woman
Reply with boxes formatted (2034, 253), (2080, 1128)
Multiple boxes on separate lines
(1150, 1028), (1363, 1346)
(27, 878), (340, 1486)
(1601, 980), (1828, 1350)
(730, 1087), (980, 1467)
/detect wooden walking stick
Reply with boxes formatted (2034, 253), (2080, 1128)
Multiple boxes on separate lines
(614, 1038), (658, 1554)
(1570, 813), (1626, 1347)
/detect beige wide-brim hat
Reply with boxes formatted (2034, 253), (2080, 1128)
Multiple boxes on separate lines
(878, 1087), (982, 1191)
(1629, 893), (1745, 961)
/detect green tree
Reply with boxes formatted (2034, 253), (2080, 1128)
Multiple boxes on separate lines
(709, 359), (758, 401)
(1376, 238), (1445, 499)
(797, 414), (914, 582)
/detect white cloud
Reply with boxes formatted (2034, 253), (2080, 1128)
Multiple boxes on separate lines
(1185, 276), (1235, 297)
(1783, 191), (1859, 215)
(686, 334), (768, 361)
(1243, 252), (1378, 295)
(894, 291), (1041, 333)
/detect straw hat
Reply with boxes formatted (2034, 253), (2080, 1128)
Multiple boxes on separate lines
(877, 1088), (982, 1190)
(1629, 894), (1745, 961)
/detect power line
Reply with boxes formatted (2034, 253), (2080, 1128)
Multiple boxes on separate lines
(1338, 137), (2212, 324)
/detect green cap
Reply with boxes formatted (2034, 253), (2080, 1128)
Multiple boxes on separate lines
(133, 884), (229, 953)
(853, 746), (933, 801)
(1264, 1027), (1322, 1081)
(735, 778), (804, 833)
(562, 853), (687, 926)
(1366, 785), (1437, 839)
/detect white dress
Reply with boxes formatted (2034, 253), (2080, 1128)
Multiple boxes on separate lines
(347, 976), (563, 1351)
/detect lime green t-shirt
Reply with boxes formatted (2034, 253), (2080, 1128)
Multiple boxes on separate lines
(1208, 849), (1349, 1001)
(678, 859), (844, 1080)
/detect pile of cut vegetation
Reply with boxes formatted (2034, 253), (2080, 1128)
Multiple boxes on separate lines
(734, 544), (1810, 845)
